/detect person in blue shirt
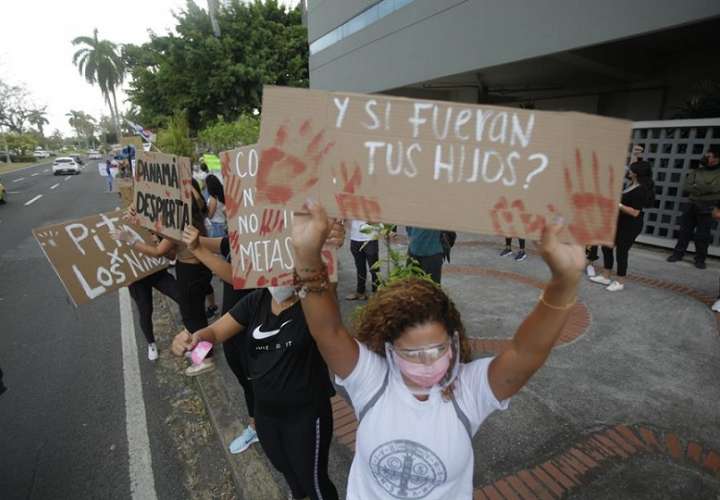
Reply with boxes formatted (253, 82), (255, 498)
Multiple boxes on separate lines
(406, 227), (445, 284)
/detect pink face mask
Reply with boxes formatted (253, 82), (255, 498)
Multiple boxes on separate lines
(393, 347), (452, 389)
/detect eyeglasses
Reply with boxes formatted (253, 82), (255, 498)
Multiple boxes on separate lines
(391, 337), (452, 364)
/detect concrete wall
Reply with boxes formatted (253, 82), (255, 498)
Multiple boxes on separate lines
(308, 0), (720, 93)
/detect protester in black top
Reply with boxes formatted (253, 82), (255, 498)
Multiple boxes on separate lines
(172, 223), (345, 500)
(590, 161), (655, 292)
(181, 225), (258, 454)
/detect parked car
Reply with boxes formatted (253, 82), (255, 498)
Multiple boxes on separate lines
(33, 149), (51, 159)
(0, 181), (5, 203)
(88, 150), (102, 159)
(69, 154), (84, 165)
(53, 157), (81, 175)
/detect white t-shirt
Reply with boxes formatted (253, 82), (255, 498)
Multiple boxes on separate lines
(337, 341), (508, 500)
(209, 198), (226, 224)
(350, 220), (378, 242)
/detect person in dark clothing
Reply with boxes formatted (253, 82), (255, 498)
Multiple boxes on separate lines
(406, 227), (444, 283)
(0, 365), (6, 396)
(115, 179), (214, 376)
(128, 269), (180, 361)
(667, 145), (720, 269)
(500, 238), (527, 262)
(347, 220), (379, 300)
(590, 161), (655, 291)
(171, 222), (345, 500)
(182, 225), (259, 454)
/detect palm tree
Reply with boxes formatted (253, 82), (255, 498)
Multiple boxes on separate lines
(27, 108), (49, 138)
(66, 110), (96, 148)
(71, 29), (124, 135)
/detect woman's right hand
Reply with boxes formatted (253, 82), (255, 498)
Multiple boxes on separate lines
(292, 199), (332, 268)
(171, 329), (197, 356)
(182, 226), (200, 251)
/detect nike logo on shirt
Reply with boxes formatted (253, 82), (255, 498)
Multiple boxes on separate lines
(252, 320), (293, 340)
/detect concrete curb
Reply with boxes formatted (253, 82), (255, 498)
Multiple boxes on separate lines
(162, 295), (283, 500)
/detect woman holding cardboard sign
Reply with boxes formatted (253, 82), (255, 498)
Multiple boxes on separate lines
(116, 179), (215, 375)
(290, 199), (583, 500)
(170, 220), (346, 500)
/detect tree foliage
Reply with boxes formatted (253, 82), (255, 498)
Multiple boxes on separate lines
(197, 114), (260, 152)
(674, 80), (720, 119)
(157, 110), (194, 157)
(123, 0), (308, 132)
(1, 133), (39, 156)
(72, 29), (125, 134)
(0, 79), (47, 134)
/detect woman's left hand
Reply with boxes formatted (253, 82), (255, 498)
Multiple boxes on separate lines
(537, 221), (585, 284)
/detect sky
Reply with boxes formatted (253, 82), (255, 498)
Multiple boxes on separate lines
(0, 0), (300, 137)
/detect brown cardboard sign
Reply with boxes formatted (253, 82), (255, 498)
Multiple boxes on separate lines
(254, 86), (633, 245)
(220, 145), (338, 289)
(33, 210), (169, 306)
(134, 151), (193, 240)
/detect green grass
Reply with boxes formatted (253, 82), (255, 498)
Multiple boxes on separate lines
(0, 162), (37, 175)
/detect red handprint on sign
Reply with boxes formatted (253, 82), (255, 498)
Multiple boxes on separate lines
(489, 197), (552, 238)
(220, 151), (232, 179)
(224, 176), (243, 219)
(333, 162), (382, 222)
(232, 258), (253, 289)
(256, 120), (335, 205)
(563, 149), (617, 244)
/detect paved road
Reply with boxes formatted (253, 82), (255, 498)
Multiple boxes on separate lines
(0, 160), (211, 499)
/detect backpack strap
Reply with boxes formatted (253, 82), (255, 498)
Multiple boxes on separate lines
(358, 368), (390, 423)
(451, 394), (473, 441)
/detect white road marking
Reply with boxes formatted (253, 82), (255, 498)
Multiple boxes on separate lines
(50, 183), (60, 190)
(24, 194), (42, 206)
(12, 178), (24, 183)
(31, 173), (39, 177)
(119, 288), (158, 500)
(64, 176), (72, 182)
(43, 169), (49, 173)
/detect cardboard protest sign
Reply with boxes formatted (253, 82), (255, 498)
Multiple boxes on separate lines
(254, 86), (633, 245)
(33, 210), (169, 306)
(134, 151), (193, 240)
(220, 145), (337, 289)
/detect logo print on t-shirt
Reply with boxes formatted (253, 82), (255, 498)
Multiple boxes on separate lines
(252, 320), (292, 340)
(369, 439), (447, 498)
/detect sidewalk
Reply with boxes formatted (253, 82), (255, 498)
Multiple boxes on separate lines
(182, 234), (720, 500)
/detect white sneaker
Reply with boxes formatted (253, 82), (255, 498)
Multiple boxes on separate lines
(184, 359), (215, 377)
(585, 264), (596, 278)
(589, 275), (611, 286)
(711, 299), (720, 312)
(606, 281), (624, 292)
(148, 343), (158, 361)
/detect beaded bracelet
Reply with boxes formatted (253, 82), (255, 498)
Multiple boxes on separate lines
(538, 291), (576, 310)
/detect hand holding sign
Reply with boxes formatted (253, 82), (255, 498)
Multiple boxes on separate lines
(536, 221), (585, 284)
(291, 199), (332, 268)
(182, 225), (201, 251)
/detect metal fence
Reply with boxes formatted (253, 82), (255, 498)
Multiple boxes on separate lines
(631, 118), (720, 256)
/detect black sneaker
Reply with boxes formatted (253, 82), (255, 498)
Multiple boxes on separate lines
(514, 250), (528, 262)
(694, 260), (707, 270)
(206, 305), (218, 318)
(499, 248), (513, 257)
(666, 254), (682, 263)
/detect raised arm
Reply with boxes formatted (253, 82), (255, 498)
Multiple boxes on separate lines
(488, 223), (584, 401)
(182, 226), (233, 285)
(292, 202), (358, 379)
(171, 313), (245, 355)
